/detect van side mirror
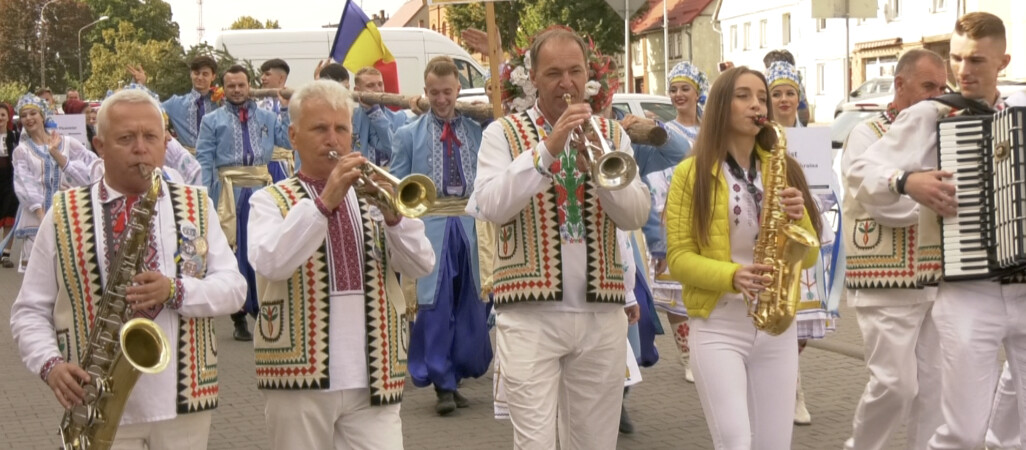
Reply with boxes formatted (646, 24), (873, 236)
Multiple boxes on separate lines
(850, 90), (859, 98)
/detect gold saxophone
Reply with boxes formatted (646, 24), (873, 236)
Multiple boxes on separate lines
(748, 121), (819, 336)
(59, 168), (172, 450)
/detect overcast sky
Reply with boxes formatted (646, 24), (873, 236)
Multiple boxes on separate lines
(164, 0), (411, 48)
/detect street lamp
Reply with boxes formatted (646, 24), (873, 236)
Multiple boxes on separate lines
(78, 16), (109, 83)
(39, 0), (60, 89)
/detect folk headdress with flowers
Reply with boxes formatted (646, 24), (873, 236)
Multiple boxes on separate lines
(16, 93), (49, 118)
(500, 25), (620, 114)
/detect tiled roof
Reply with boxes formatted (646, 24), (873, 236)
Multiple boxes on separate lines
(631, 0), (715, 34)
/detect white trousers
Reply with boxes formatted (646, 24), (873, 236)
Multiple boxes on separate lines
(495, 308), (627, 450)
(846, 302), (943, 450)
(690, 297), (798, 450)
(111, 411), (212, 450)
(263, 388), (403, 450)
(928, 281), (1026, 449)
(986, 362), (1021, 449)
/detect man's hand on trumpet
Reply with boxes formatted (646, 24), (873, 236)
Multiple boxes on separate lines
(574, 127), (604, 173)
(321, 152), (366, 212)
(545, 95), (592, 158)
(360, 171), (402, 225)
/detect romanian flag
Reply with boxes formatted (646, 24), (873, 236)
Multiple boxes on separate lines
(330, 0), (399, 93)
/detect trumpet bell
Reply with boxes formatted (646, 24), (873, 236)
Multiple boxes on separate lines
(395, 174), (437, 218)
(593, 151), (638, 190)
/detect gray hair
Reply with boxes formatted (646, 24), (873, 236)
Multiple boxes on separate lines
(96, 89), (164, 137)
(894, 48), (945, 78)
(288, 80), (356, 127)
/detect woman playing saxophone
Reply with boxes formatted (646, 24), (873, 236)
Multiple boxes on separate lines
(663, 67), (820, 450)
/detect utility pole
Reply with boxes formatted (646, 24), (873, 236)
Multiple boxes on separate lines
(39, 0), (60, 89)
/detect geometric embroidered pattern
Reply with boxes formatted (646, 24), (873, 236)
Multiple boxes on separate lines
(491, 112), (625, 305)
(167, 183), (218, 414)
(52, 182), (220, 415)
(255, 178), (408, 405)
(255, 178), (332, 390)
(358, 196), (406, 405)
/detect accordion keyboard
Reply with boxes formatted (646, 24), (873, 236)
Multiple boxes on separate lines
(938, 116), (992, 279)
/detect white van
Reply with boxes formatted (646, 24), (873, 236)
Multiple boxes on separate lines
(213, 27), (488, 97)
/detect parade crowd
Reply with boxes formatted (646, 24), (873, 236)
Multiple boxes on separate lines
(2, 10), (1024, 450)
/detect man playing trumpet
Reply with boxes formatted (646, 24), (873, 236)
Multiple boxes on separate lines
(469, 28), (650, 449)
(247, 80), (434, 449)
(390, 56), (493, 416)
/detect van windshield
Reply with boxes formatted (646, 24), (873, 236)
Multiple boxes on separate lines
(453, 59), (486, 89)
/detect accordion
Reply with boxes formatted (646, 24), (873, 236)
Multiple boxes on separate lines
(936, 106), (1026, 281)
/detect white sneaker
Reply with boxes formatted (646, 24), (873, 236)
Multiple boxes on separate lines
(794, 381), (811, 425)
(679, 352), (695, 383)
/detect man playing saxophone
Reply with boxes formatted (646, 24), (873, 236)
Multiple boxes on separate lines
(10, 89), (247, 449)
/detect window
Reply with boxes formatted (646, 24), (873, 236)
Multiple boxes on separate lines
(730, 25), (738, 51)
(641, 102), (677, 122)
(932, 0), (947, 11)
(817, 63), (826, 94)
(885, 0), (901, 21)
(759, 19), (767, 48)
(743, 22), (751, 50)
(669, 30), (682, 59)
(816, 18), (827, 32)
(452, 59), (486, 90)
(612, 103), (631, 119)
(782, 14), (791, 45)
(631, 41), (641, 63)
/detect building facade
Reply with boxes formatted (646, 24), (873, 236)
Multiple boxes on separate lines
(716, 0), (1025, 122)
(629, 0), (721, 95)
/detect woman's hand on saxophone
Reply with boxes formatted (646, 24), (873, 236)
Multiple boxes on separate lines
(779, 187), (805, 220)
(47, 362), (90, 409)
(733, 264), (773, 298)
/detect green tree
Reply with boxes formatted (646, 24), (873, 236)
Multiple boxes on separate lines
(518, 0), (625, 55)
(0, 81), (31, 106)
(85, 0), (181, 49)
(447, 0), (625, 56)
(0, 0), (99, 92)
(229, 16), (281, 30)
(85, 22), (256, 100)
(230, 15), (263, 30)
(84, 22), (186, 99)
(446, 2), (525, 54)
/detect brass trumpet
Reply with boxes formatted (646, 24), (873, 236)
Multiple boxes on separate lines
(327, 151), (436, 218)
(562, 93), (638, 190)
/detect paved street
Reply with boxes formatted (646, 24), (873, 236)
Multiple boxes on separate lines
(0, 265), (902, 449)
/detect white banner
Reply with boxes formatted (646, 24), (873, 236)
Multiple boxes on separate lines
(50, 114), (88, 149)
(785, 127), (833, 190)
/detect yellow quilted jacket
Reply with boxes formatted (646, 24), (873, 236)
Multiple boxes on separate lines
(665, 147), (819, 319)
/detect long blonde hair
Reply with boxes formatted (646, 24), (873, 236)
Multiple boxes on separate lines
(684, 67), (820, 246)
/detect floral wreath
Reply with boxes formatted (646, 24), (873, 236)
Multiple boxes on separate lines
(500, 25), (620, 114)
